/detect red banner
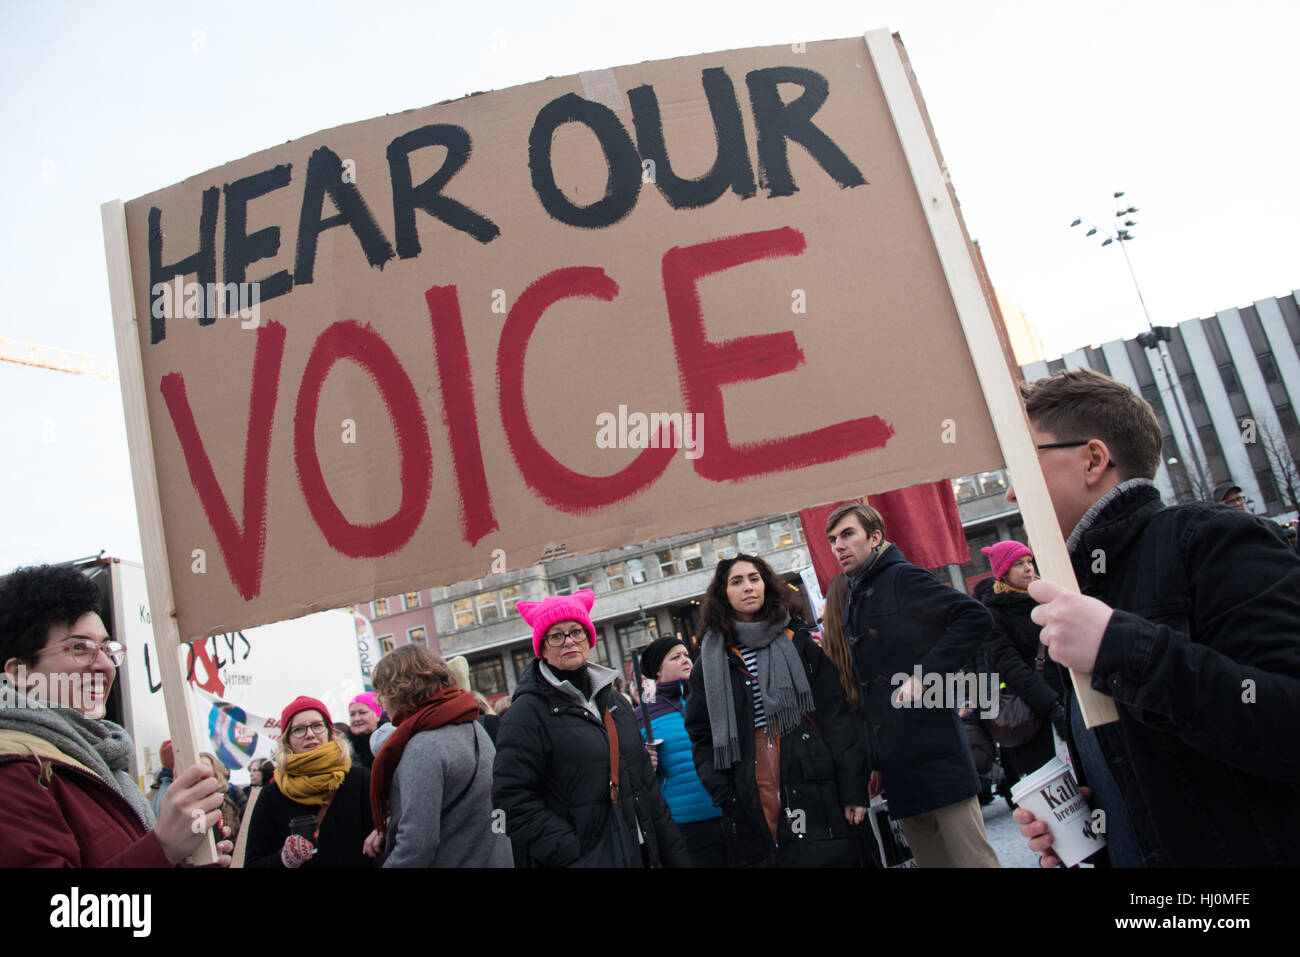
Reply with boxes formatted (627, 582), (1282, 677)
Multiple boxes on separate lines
(799, 480), (970, 593)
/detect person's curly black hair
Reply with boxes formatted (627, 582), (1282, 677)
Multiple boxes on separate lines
(0, 564), (102, 667)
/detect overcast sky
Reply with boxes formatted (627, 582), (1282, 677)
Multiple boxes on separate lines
(2, 0), (1296, 571)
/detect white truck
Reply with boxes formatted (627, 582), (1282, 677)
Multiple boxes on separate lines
(73, 554), (367, 788)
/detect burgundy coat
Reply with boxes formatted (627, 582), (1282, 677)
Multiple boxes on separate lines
(0, 730), (172, 867)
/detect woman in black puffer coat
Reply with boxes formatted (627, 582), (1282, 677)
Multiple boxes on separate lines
(978, 541), (1067, 787)
(684, 554), (874, 868)
(491, 589), (688, 868)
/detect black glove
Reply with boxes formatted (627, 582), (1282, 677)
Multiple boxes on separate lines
(1048, 702), (1069, 741)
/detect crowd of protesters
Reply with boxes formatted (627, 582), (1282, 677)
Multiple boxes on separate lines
(2, 368), (1298, 868)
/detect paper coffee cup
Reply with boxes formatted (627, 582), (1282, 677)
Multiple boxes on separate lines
(1010, 756), (1106, 867)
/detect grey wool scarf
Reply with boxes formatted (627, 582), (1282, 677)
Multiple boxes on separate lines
(0, 682), (155, 830)
(701, 614), (813, 770)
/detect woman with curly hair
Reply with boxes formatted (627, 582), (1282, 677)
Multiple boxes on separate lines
(364, 644), (512, 867)
(683, 554), (874, 867)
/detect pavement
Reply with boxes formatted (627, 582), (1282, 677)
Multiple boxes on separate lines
(982, 796), (1040, 869)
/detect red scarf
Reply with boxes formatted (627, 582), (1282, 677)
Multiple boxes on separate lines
(369, 686), (480, 831)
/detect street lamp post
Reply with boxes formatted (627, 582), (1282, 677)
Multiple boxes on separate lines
(1070, 193), (1211, 499)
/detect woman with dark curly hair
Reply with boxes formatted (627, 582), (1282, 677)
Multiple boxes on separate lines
(683, 554), (874, 867)
(0, 564), (232, 866)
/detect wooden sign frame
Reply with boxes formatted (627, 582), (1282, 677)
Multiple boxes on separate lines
(102, 199), (218, 864)
(865, 29), (1116, 727)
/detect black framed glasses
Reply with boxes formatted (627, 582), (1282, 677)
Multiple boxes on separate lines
(544, 628), (588, 647)
(1035, 440), (1116, 468)
(289, 721), (328, 739)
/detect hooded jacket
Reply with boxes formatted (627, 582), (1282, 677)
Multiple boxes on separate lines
(0, 729), (171, 867)
(842, 544), (992, 819)
(1061, 481), (1300, 866)
(492, 659), (688, 868)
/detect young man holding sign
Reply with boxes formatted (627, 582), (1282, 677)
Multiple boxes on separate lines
(1009, 369), (1300, 867)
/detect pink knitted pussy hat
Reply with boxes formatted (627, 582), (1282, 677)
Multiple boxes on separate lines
(517, 590), (597, 657)
(980, 540), (1034, 582)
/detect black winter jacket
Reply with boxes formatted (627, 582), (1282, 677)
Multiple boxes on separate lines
(1062, 482), (1300, 866)
(683, 625), (873, 867)
(983, 588), (1063, 718)
(843, 544), (992, 819)
(244, 766), (374, 868)
(492, 660), (689, 868)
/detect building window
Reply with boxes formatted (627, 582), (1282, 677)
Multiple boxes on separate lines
(737, 527), (759, 554)
(657, 549), (678, 577)
(605, 563), (628, 591)
(1259, 353), (1280, 384)
(573, 570), (594, 592)
(769, 519), (796, 549)
(712, 534), (736, 560)
(1256, 469), (1281, 509)
(407, 626), (427, 646)
(1180, 374), (1204, 407)
(681, 544), (704, 572)
(470, 658), (507, 696)
(512, 646), (535, 681)
(477, 591), (501, 623)
(1220, 362), (1241, 394)
(952, 475), (979, 501)
(378, 634), (394, 655)
(627, 558), (647, 585)
(373, 597), (390, 617)
(500, 585), (520, 618)
(552, 578), (572, 596)
(453, 598), (474, 630)
(616, 618), (659, 660)
(1277, 403), (1299, 436)
(978, 471), (1008, 495)
(403, 591), (421, 610)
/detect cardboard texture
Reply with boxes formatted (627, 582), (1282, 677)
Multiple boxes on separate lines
(119, 37), (1007, 641)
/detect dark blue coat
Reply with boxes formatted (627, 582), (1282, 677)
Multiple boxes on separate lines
(843, 544), (993, 819)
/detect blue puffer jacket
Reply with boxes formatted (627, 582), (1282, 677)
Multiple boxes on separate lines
(635, 681), (719, 825)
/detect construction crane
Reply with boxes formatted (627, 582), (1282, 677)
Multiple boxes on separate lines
(0, 336), (118, 380)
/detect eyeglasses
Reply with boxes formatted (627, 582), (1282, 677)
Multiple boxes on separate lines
(1035, 440), (1116, 469)
(1222, 494), (1246, 507)
(544, 628), (588, 647)
(33, 639), (125, 667)
(288, 721), (328, 739)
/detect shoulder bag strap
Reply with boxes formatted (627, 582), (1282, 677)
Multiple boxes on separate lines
(603, 707), (620, 804)
(313, 789), (337, 839)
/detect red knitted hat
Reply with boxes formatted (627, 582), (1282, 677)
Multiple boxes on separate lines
(980, 540), (1034, 583)
(517, 590), (598, 657)
(280, 695), (332, 734)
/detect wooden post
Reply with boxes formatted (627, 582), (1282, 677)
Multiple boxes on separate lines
(100, 199), (219, 862)
(864, 30), (1118, 727)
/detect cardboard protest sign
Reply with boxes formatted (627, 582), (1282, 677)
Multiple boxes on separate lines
(116, 36), (1009, 642)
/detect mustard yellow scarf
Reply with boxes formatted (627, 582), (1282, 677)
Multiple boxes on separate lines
(993, 580), (1030, 595)
(277, 740), (349, 805)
